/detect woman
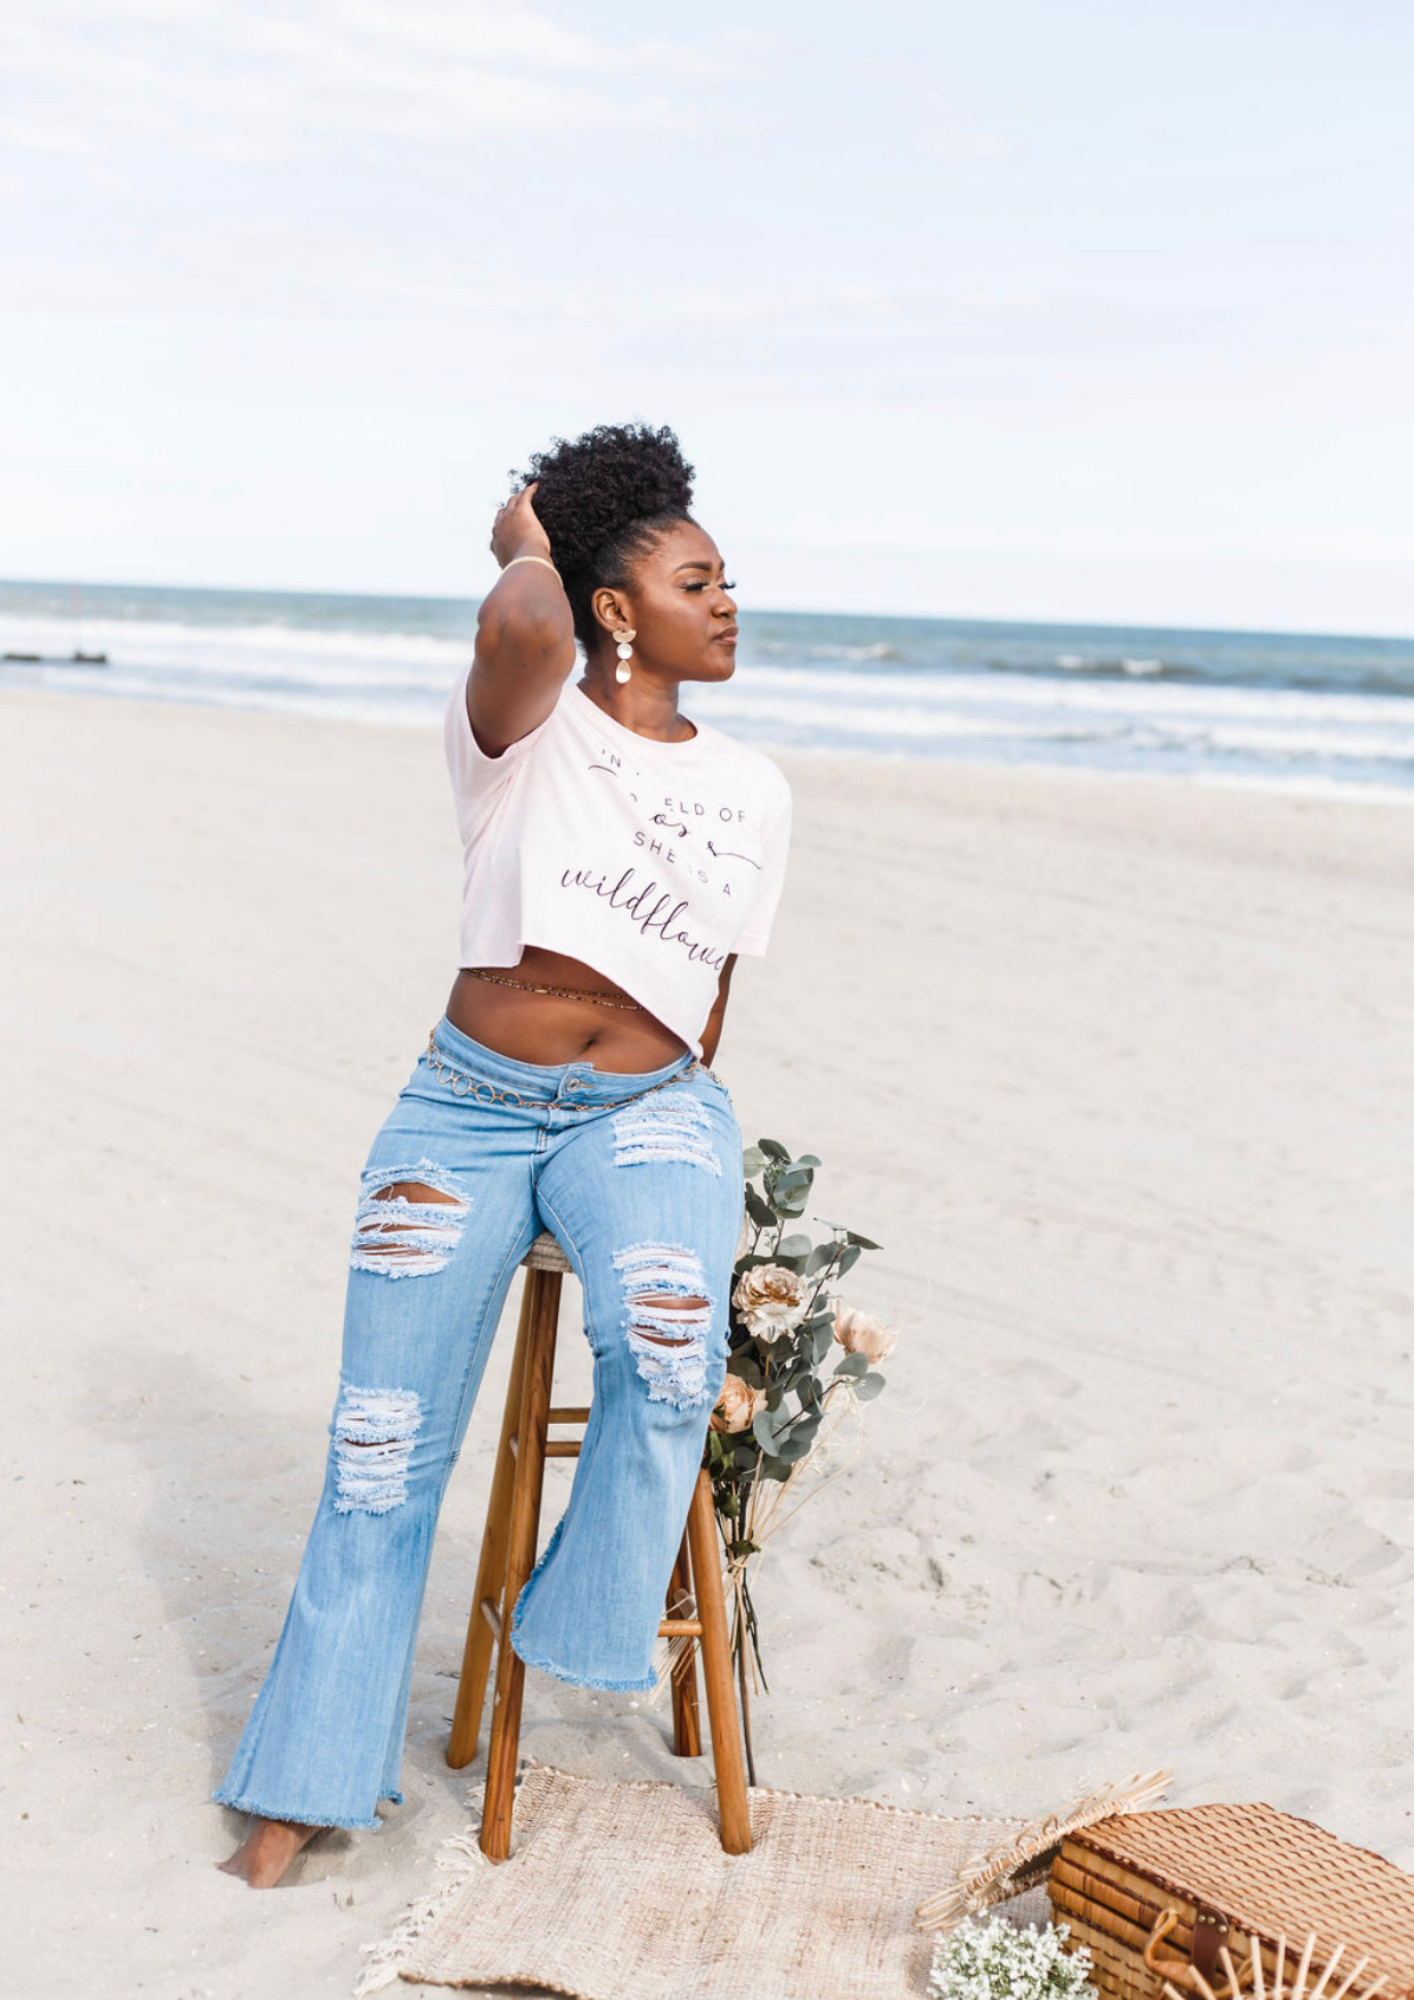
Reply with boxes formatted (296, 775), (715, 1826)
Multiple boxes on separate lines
(215, 422), (793, 1887)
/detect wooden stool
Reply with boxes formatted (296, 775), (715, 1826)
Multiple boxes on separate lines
(446, 1230), (752, 1862)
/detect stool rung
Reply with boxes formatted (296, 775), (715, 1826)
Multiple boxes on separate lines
(486, 1599), (697, 1644)
(451, 1253), (752, 1859)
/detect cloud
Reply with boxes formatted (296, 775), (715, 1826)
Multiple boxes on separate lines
(0, 112), (95, 154)
(0, 1), (725, 165)
(912, 126), (1017, 165)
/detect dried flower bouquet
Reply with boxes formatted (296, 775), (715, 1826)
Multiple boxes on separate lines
(698, 1137), (893, 1776)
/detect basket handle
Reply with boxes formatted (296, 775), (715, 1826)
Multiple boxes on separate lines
(1145, 1908), (1235, 2000)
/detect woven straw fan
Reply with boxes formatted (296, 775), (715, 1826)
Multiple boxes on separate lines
(1158, 1927), (1389, 2000)
(914, 1769), (1175, 1932)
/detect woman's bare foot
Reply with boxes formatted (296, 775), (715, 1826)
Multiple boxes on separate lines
(217, 1816), (320, 1888)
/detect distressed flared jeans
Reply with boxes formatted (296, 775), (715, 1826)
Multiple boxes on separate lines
(213, 1015), (744, 1831)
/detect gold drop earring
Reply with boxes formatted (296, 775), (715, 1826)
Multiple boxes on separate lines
(612, 626), (636, 685)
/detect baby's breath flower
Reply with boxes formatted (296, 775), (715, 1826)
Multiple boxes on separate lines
(928, 1915), (1094, 2000)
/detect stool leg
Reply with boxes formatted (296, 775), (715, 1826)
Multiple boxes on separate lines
(667, 1534), (702, 1758)
(480, 1266), (560, 1862)
(685, 1469), (752, 1854)
(447, 1279), (534, 1769)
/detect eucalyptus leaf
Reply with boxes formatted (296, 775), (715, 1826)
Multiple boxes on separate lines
(751, 1408), (783, 1453)
(744, 1187), (775, 1229)
(716, 1133), (891, 1673)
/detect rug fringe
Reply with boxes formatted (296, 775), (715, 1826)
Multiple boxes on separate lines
(355, 1792), (490, 1997)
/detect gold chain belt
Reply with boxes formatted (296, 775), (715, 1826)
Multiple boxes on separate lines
(463, 966), (643, 1011)
(423, 1030), (728, 1109)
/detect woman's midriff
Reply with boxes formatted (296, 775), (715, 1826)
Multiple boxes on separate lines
(444, 946), (691, 1073)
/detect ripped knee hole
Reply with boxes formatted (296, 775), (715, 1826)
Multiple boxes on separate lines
(333, 1386), (422, 1513)
(630, 1293), (709, 1345)
(350, 1161), (471, 1278)
(612, 1244), (717, 1409)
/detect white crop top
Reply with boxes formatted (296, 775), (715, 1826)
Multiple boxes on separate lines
(443, 668), (793, 1058)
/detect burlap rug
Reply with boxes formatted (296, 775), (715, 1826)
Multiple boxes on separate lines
(357, 1763), (1040, 1999)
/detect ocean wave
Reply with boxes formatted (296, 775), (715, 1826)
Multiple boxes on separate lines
(8, 593), (1414, 797)
(756, 638), (901, 663)
(0, 610), (469, 686)
(716, 659), (1414, 728)
(1049, 654), (1167, 677)
(30, 667), (439, 729)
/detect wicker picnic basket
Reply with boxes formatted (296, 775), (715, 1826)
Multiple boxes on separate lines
(1048, 1802), (1414, 2000)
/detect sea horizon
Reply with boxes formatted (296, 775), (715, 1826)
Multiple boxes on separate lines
(6, 570), (1414, 650)
(4, 574), (1413, 802)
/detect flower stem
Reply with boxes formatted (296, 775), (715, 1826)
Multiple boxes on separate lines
(736, 1628), (756, 1788)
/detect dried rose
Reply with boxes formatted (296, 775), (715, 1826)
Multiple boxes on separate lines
(710, 1372), (766, 1434)
(833, 1303), (896, 1365)
(732, 1263), (811, 1336)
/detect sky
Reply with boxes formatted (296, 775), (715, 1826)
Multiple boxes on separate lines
(2, 0), (1413, 633)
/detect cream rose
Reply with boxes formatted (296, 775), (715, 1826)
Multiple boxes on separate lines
(832, 1303), (896, 1365)
(732, 1263), (811, 1336)
(710, 1372), (766, 1434)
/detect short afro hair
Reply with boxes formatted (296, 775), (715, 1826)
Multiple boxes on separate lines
(511, 421), (696, 648)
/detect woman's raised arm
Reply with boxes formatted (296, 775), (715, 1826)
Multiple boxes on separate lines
(467, 481), (577, 758)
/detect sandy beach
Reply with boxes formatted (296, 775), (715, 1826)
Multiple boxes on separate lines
(5, 684), (1413, 1999)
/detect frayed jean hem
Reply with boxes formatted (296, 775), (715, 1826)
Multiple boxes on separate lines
(211, 1784), (401, 1833)
(508, 1634), (658, 1694)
